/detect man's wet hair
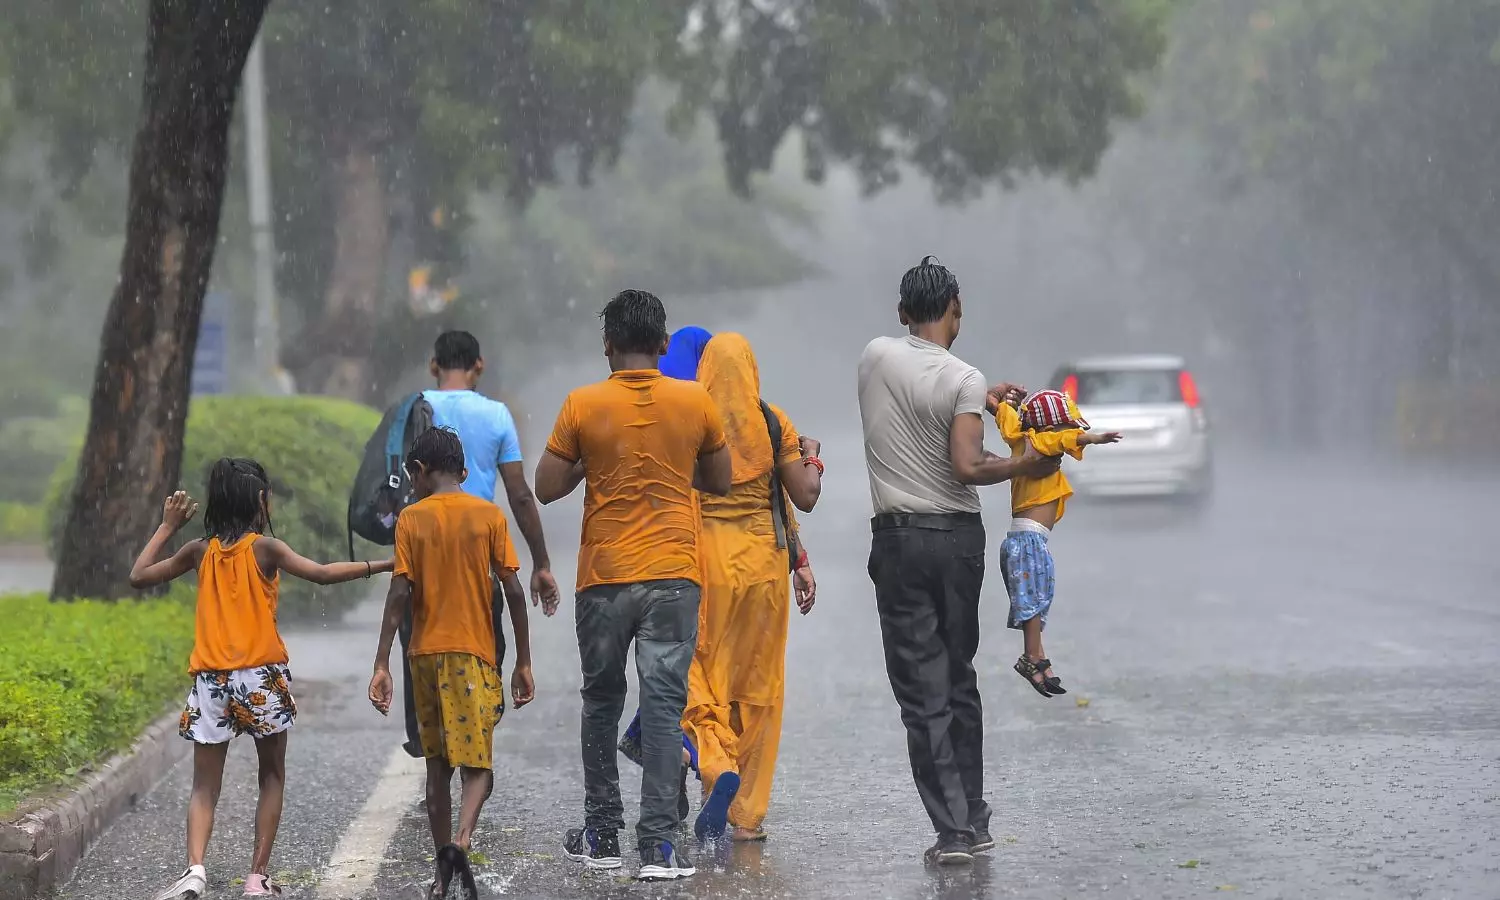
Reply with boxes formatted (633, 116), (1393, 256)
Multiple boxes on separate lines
(433, 330), (482, 371)
(409, 427), (466, 476)
(898, 256), (961, 324)
(204, 457), (271, 541)
(600, 289), (668, 355)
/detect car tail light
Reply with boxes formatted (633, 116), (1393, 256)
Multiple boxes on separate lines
(1178, 370), (1201, 408)
(1061, 374), (1078, 401)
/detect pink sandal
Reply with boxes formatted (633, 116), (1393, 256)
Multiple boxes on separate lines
(243, 873), (282, 896)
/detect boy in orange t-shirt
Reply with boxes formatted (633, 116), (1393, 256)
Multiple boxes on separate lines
(536, 289), (731, 882)
(369, 427), (534, 897)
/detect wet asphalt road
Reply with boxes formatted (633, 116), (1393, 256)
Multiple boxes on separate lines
(34, 452), (1500, 900)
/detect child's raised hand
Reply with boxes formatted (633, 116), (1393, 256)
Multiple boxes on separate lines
(511, 664), (535, 709)
(161, 491), (199, 531)
(1085, 431), (1123, 446)
(368, 667), (394, 716)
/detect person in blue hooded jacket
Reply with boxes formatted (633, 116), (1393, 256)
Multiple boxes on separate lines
(659, 326), (714, 381)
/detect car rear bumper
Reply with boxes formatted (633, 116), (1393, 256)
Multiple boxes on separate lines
(1068, 452), (1211, 498)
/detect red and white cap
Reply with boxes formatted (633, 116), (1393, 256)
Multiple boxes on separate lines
(1021, 390), (1090, 431)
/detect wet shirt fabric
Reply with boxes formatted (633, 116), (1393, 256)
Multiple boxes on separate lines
(394, 491), (520, 668)
(858, 335), (988, 515)
(996, 402), (1086, 522)
(545, 370), (727, 591)
(189, 534), (288, 674)
(685, 334), (803, 830)
(422, 389), (523, 502)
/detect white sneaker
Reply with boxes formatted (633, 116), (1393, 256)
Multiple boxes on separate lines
(637, 840), (696, 881)
(152, 865), (208, 900)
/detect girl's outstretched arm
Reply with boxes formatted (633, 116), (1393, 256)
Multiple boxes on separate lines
(129, 491), (205, 589)
(259, 538), (394, 584)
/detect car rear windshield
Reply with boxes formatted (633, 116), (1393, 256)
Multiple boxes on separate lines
(1070, 369), (1183, 405)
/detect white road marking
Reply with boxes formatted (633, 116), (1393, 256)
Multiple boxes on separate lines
(1276, 613), (1312, 626)
(315, 746), (426, 899)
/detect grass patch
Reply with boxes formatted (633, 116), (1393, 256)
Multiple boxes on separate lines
(0, 592), (194, 816)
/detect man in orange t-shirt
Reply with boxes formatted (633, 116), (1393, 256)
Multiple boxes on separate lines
(369, 427), (536, 896)
(536, 289), (731, 882)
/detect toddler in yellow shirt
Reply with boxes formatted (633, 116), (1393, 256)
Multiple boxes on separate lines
(995, 389), (1120, 698)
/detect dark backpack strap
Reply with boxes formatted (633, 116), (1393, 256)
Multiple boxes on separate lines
(347, 496), (357, 561)
(760, 400), (800, 571)
(385, 393), (422, 485)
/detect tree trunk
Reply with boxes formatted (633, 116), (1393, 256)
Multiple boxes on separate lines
(51, 0), (268, 600)
(285, 135), (391, 403)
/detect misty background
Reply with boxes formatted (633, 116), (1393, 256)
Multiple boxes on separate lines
(3, 0), (1497, 531)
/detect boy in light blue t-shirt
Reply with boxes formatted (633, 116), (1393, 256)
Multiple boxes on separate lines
(393, 331), (560, 758)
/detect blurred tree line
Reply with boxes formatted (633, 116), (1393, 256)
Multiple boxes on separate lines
(1, 0), (1173, 597)
(1130, 0), (1500, 450)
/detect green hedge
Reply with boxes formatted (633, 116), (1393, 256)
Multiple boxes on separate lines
(0, 396), (88, 506)
(0, 593), (195, 813)
(0, 502), (46, 544)
(47, 395), (383, 619)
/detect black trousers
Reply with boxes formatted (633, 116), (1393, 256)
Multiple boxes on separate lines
(399, 577), (507, 756)
(868, 512), (992, 840)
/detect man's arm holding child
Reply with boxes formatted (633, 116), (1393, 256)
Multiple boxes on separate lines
(368, 574), (413, 715)
(129, 491), (205, 589)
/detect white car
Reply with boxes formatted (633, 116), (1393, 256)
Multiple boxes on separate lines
(1048, 354), (1213, 504)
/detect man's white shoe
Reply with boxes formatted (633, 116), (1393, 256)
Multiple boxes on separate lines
(152, 865), (208, 900)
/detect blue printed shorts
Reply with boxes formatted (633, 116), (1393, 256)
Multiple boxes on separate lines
(1000, 530), (1055, 630)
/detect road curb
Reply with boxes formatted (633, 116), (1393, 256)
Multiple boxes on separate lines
(0, 709), (188, 900)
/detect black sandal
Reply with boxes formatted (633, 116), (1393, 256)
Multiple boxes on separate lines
(430, 844), (477, 899)
(1038, 659), (1067, 695)
(1014, 656), (1053, 698)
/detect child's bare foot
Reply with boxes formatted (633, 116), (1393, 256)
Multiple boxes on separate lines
(732, 826), (767, 842)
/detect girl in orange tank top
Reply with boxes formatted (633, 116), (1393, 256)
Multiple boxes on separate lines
(129, 458), (393, 900)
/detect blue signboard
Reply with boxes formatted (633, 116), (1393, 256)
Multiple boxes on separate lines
(192, 290), (229, 396)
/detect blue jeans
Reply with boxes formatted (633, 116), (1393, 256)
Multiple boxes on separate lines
(576, 579), (699, 848)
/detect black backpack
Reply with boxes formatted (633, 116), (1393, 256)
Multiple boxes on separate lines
(760, 400), (803, 573)
(347, 392), (434, 558)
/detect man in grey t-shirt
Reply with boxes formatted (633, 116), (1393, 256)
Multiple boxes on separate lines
(858, 256), (1057, 866)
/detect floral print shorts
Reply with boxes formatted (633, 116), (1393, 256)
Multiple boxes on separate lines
(179, 663), (297, 743)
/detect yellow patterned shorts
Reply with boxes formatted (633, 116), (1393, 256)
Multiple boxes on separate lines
(409, 652), (504, 769)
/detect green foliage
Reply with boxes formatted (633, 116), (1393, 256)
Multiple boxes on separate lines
(0, 396), (88, 505)
(0, 593), (193, 812)
(1167, 0), (1500, 290)
(2, 1), (1175, 379)
(669, 0), (1177, 200)
(46, 395), (383, 618)
(0, 502), (46, 544)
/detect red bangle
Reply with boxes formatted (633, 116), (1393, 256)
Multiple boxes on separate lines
(803, 456), (824, 476)
(794, 548), (809, 570)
